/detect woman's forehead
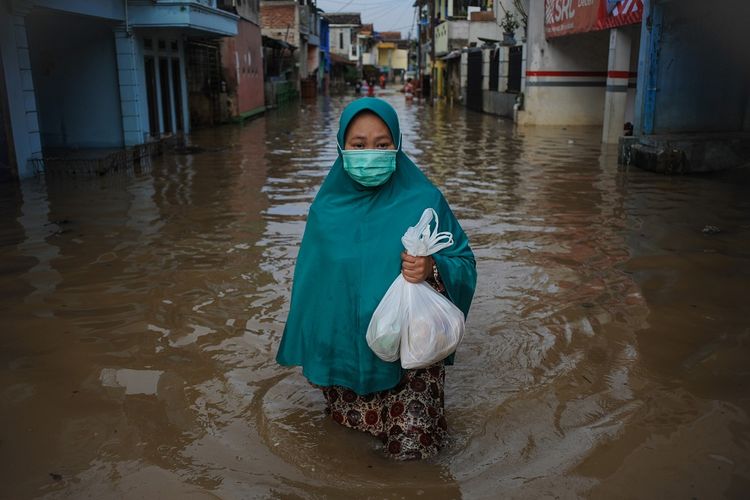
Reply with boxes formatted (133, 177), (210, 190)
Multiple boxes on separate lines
(345, 112), (392, 139)
(349, 111), (388, 128)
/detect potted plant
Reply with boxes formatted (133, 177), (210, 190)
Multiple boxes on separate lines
(500, 10), (519, 45)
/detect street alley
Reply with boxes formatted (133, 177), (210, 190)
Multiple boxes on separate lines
(1, 93), (749, 497)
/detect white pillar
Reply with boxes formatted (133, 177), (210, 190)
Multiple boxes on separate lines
(166, 55), (177, 132)
(114, 27), (145, 146)
(602, 28), (632, 143)
(178, 37), (190, 134)
(153, 55), (164, 135)
(481, 49), (489, 91)
(1, 8), (42, 177)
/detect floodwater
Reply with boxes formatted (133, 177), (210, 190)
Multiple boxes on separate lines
(1, 92), (749, 499)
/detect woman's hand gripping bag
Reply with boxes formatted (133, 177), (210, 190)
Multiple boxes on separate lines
(366, 208), (466, 368)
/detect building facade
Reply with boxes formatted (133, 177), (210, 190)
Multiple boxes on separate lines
(625, 0), (750, 172)
(220, 0), (266, 121)
(519, 0), (642, 144)
(319, 15), (330, 92)
(416, 0), (646, 145)
(326, 13), (361, 64)
(260, 0), (319, 101)
(375, 32), (409, 83)
(0, 0), (238, 179)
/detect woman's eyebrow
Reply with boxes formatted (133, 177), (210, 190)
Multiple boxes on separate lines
(374, 134), (393, 142)
(348, 134), (367, 141)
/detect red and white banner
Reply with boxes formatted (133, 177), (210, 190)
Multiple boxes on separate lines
(545, 0), (643, 38)
(598, 0), (643, 30)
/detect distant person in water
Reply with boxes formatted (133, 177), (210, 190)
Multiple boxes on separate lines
(276, 98), (477, 460)
(367, 78), (376, 97)
(402, 78), (414, 101)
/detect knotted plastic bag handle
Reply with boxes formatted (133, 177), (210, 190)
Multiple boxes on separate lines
(401, 208), (454, 257)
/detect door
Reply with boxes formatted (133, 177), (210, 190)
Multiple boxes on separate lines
(507, 46), (522, 93)
(144, 57), (160, 137)
(466, 50), (483, 112)
(159, 58), (172, 134)
(171, 59), (184, 132)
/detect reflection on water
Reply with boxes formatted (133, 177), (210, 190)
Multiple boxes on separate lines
(1, 94), (749, 499)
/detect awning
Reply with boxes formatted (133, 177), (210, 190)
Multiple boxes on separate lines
(262, 36), (296, 51)
(329, 52), (356, 66)
(545, 0), (643, 38)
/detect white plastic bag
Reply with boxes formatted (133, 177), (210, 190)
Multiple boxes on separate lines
(366, 208), (466, 368)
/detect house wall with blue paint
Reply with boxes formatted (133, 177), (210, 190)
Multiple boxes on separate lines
(0, 0), (238, 179)
(320, 15), (330, 89)
(26, 10), (124, 149)
(635, 0), (750, 135)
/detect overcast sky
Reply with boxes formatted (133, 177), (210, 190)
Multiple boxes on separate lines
(316, 0), (418, 39)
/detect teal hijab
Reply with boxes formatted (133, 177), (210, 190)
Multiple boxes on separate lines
(276, 98), (476, 394)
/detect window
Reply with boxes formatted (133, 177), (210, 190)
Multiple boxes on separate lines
(339, 32), (344, 49)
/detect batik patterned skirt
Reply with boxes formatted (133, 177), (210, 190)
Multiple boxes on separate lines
(321, 363), (447, 460)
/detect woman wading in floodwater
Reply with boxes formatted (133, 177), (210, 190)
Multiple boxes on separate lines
(276, 98), (476, 460)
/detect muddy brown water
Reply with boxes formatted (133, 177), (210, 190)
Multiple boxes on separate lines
(1, 94), (749, 499)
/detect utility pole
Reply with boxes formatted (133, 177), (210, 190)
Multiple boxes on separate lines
(429, 0), (435, 102)
(416, 2), (421, 86)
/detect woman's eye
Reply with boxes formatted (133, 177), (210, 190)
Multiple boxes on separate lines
(353, 143), (364, 149)
(377, 143), (390, 149)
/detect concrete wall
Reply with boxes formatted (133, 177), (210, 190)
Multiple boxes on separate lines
(260, 1), (299, 47)
(221, 18), (265, 116)
(518, 0), (609, 126)
(484, 90), (517, 118)
(393, 49), (408, 71)
(26, 10), (123, 149)
(468, 20), (501, 46)
(237, 0), (261, 25)
(637, 0), (750, 134)
(377, 47), (407, 71)
(306, 44), (319, 76)
(435, 19), (469, 56)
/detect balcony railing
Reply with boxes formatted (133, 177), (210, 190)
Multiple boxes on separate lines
(128, 0), (239, 37)
(153, 0), (217, 6)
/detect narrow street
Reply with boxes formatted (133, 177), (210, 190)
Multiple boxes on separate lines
(1, 93), (748, 498)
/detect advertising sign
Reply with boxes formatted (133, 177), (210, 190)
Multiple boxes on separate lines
(545, 0), (643, 38)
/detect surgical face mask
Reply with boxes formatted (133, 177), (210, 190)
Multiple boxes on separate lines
(338, 136), (400, 187)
